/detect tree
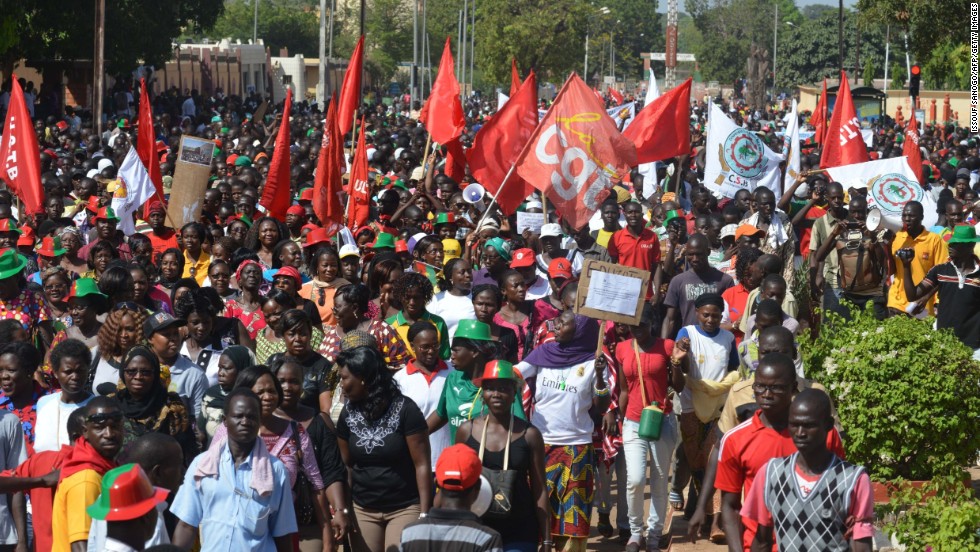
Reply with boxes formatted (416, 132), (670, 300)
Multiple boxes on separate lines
(604, 0), (663, 82)
(3, 0), (224, 74)
(855, 0), (967, 65)
(889, 62), (905, 89)
(863, 58), (874, 86)
(211, 0), (319, 58)
(475, 0), (592, 84)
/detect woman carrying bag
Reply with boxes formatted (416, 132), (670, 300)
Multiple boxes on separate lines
(615, 304), (687, 552)
(456, 360), (549, 552)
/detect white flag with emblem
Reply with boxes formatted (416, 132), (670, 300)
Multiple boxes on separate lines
(704, 102), (783, 201)
(112, 147), (158, 235)
(825, 156), (938, 231)
(782, 99), (801, 189)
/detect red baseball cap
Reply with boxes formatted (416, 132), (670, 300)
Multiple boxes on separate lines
(510, 248), (536, 269)
(548, 258), (573, 280)
(273, 266), (303, 288)
(16, 225), (34, 247)
(435, 444), (483, 491)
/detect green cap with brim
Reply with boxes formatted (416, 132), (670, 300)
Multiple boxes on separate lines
(372, 232), (397, 250)
(453, 320), (493, 341)
(948, 225), (980, 244)
(662, 209), (683, 229)
(0, 249), (27, 280)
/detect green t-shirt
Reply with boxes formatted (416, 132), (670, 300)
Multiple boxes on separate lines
(436, 369), (526, 444)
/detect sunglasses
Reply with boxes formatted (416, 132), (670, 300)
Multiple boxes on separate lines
(114, 301), (141, 312)
(86, 411), (123, 425)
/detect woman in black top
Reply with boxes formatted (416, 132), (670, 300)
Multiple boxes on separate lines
(268, 309), (332, 413)
(456, 361), (549, 552)
(335, 346), (431, 552)
(273, 358), (351, 550)
(471, 284), (520, 363)
(173, 288), (254, 385)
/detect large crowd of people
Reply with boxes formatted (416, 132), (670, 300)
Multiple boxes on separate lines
(0, 72), (976, 552)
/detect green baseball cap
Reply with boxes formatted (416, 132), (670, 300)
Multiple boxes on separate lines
(453, 320), (493, 341)
(234, 156), (252, 167)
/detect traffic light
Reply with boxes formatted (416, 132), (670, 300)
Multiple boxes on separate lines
(909, 65), (921, 98)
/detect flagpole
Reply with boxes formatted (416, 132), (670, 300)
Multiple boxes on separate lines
(419, 134), (434, 177)
(474, 163), (518, 229)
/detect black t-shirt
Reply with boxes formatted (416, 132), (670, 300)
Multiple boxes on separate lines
(272, 351), (332, 411)
(307, 413), (347, 489)
(336, 395), (427, 511)
(924, 261), (980, 348)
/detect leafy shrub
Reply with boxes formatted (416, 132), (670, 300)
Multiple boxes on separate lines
(800, 305), (980, 481)
(879, 475), (980, 552)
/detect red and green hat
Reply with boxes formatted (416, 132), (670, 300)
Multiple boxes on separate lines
(68, 277), (107, 300)
(86, 464), (170, 521)
(0, 219), (21, 235)
(94, 206), (120, 222)
(37, 236), (67, 258)
(662, 209), (683, 229)
(372, 232), (397, 250)
(434, 212), (456, 226)
(473, 360), (522, 387)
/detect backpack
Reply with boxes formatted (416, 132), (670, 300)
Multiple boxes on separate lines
(835, 229), (883, 293)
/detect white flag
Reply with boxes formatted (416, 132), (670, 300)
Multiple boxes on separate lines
(645, 68), (660, 105)
(782, 99), (802, 190)
(825, 156), (938, 231)
(113, 147), (157, 235)
(607, 101), (636, 130)
(497, 92), (509, 110)
(704, 102), (783, 201)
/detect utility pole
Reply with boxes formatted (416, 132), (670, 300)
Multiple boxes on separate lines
(461, 0), (468, 95)
(838, 0), (843, 74)
(94, 0), (105, 137)
(253, 0), (259, 43)
(772, 3), (777, 98)
(469, 0), (475, 95)
(319, 0), (327, 105)
(412, 0), (418, 105)
(328, 0), (335, 95)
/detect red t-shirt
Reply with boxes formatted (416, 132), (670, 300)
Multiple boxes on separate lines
(799, 205), (827, 259)
(715, 410), (845, 551)
(148, 228), (179, 258)
(615, 338), (675, 421)
(607, 227), (661, 298)
(7, 446), (70, 552)
(722, 283), (752, 345)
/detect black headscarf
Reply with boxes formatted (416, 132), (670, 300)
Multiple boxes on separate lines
(115, 345), (168, 421)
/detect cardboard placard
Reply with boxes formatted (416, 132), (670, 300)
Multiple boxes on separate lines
(516, 211), (545, 234)
(253, 100), (269, 123)
(574, 259), (650, 325)
(167, 136), (215, 229)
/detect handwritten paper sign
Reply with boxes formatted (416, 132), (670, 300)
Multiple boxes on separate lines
(574, 259), (650, 325)
(516, 211), (545, 234)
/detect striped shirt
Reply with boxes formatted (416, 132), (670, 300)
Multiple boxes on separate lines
(399, 508), (503, 552)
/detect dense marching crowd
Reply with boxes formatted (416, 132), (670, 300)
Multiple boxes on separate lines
(0, 74), (976, 552)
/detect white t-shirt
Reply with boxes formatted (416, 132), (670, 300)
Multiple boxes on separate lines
(427, 291), (475, 340)
(394, 362), (453, 465)
(517, 359), (612, 445)
(525, 276), (550, 301)
(88, 502), (170, 551)
(33, 393), (93, 453)
(676, 324), (737, 413)
(91, 357), (121, 394)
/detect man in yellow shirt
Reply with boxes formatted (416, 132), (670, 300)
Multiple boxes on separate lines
(889, 201), (948, 315)
(51, 397), (122, 552)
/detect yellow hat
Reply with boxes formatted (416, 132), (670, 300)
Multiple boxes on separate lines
(442, 238), (462, 261)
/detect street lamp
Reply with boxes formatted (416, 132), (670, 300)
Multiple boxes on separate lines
(585, 6), (610, 87)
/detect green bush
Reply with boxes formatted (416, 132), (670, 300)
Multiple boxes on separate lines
(879, 475), (980, 552)
(800, 306), (980, 481)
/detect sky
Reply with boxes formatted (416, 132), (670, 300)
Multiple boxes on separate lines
(655, 0), (858, 14)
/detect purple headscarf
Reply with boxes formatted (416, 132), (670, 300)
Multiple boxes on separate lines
(523, 313), (600, 369)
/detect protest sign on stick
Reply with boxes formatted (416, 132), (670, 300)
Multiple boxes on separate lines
(167, 136), (215, 228)
(574, 259), (650, 326)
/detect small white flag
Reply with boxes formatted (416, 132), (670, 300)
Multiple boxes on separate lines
(113, 147), (158, 235)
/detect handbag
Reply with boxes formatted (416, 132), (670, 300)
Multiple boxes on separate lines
(478, 415), (520, 520)
(635, 340), (672, 441)
(288, 421), (317, 526)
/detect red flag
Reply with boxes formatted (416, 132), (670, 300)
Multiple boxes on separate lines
(466, 70), (539, 214)
(0, 77), (43, 214)
(419, 37), (465, 145)
(259, 88), (293, 220)
(514, 73), (637, 229)
(509, 59), (521, 98)
(820, 73), (868, 168)
(337, 36), (364, 135)
(623, 78), (691, 164)
(444, 139), (467, 183)
(137, 79), (164, 219)
(607, 87), (624, 105)
(812, 78), (828, 144)
(346, 117), (371, 229)
(903, 111), (923, 183)
(313, 95), (345, 232)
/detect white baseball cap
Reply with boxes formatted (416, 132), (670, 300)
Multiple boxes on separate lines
(540, 223), (562, 238)
(720, 224), (738, 240)
(339, 244), (361, 259)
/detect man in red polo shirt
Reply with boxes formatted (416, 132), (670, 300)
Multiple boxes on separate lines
(607, 201), (663, 302)
(713, 353), (844, 552)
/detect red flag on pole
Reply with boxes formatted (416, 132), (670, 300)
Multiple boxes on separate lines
(514, 73), (637, 229)
(0, 77), (43, 214)
(346, 117), (371, 230)
(903, 110), (923, 183)
(607, 87), (624, 105)
(259, 88), (293, 220)
(622, 77), (691, 164)
(337, 36), (364, 136)
(419, 37), (465, 145)
(137, 79), (164, 219)
(313, 95), (345, 233)
(812, 78), (828, 144)
(509, 59), (521, 97)
(466, 70), (539, 214)
(820, 73), (868, 168)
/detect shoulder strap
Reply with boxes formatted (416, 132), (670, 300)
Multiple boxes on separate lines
(478, 415), (513, 470)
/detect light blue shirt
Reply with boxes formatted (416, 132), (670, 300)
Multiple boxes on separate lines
(170, 439), (298, 551)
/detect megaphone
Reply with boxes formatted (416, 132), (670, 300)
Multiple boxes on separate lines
(463, 183), (486, 205)
(866, 209), (882, 232)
